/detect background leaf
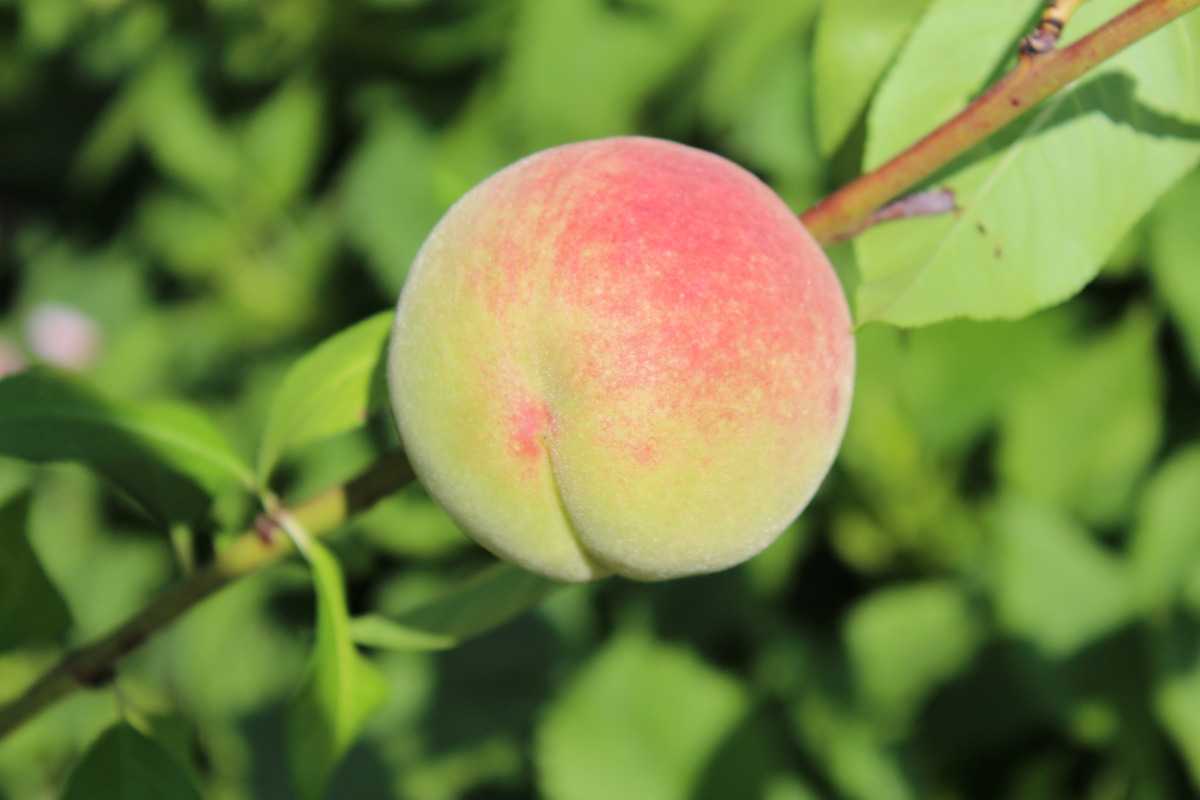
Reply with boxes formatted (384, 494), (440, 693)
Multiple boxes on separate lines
(0, 369), (252, 525)
(0, 492), (70, 650)
(812, 0), (934, 156)
(351, 563), (558, 651)
(997, 309), (1162, 527)
(287, 540), (389, 800)
(257, 312), (393, 483)
(61, 722), (202, 800)
(536, 631), (749, 800)
(989, 497), (1133, 659)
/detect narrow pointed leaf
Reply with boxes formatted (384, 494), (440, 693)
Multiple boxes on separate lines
(257, 312), (393, 483)
(0, 368), (253, 525)
(350, 563), (558, 651)
(287, 541), (389, 800)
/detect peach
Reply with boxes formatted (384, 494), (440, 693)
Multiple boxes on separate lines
(387, 137), (854, 582)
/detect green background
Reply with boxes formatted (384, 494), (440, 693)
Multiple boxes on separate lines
(2, 1), (1200, 798)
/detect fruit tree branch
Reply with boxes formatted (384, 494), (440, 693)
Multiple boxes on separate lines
(0, 451), (414, 742)
(801, 0), (1200, 245)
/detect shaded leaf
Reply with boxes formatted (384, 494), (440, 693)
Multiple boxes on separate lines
(536, 631), (748, 800)
(287, 541), (389, 800)
(0, 368), (253, 526)
(257, 312), (393, 483)
(0, 492), (70, 650)
(813, 0), (934, 155)
(62, 722), (202, 800)
(855, 0), (1200, 326)
(350, 563), (558, 651)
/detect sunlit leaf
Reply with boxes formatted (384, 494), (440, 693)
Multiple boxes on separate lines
(257, 312), (393, 483)
(350, 563), (557, 651)
(62, 722), (202, 800)
(0, 368), (253, 525)
(855, 0), (1200, 326)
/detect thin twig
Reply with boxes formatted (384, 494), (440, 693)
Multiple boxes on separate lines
(801, 0), (1200, 245)
(1022, 0), (1091, 55)
(0, 451), (414, 742)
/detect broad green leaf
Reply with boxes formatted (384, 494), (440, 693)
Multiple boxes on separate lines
(241, 78), (324, 217)
(1149, 168), (1200, 375)
(844, 581), (981, 731)
(536, 631), (748, 800)
(855, 0), (1200, 326)
(339, 108), (442, 294)
(350, 563), (557, 651)
(1131, 447), (1200, 614)
(62, 722), (202, 800)
(0, 493), (70, 650)
(989, 497), (1132, 659)
(287, 541), (389, 800)
(997, 309), (1161, 527)
(257, 312), (393, 483)
(0, 368), (253, 526)
(813, 0), (935, 155)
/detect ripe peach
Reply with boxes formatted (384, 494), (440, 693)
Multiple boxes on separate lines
(388, 137), (854, 582)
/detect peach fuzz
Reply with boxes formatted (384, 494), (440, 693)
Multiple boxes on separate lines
(387, 137), (854, 582)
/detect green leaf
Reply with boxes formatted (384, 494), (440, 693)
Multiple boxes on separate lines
(536, 631), (749, 800)
(1131, 447), (1200, 614)
(257, 312), (393, 483)
(241, 78), (325, 217)
(855, 0), (1200, 326)
(287, 540), (389, 800)
(134, 50), (240, 200)
(0, 492), (70, 650)
(1153, 622), (1200, 791)
(350, 563), (558, 651)
(812, 0), (934, 155)
(844, 581), (981, 731)
(340, 108), (443, 295)
(989, 497), (1132, 659)
(1149, 168), (1200, 376)
(0, 368), (253, 526)
(62, 722), (202, 800)
(996, 309), (1161, 527)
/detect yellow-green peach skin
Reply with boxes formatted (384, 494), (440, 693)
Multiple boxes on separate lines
(388, 137), (854, 582)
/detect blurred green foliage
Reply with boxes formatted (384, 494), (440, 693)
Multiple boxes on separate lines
(1, 0), (1199, 798)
